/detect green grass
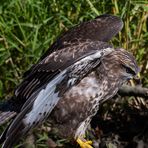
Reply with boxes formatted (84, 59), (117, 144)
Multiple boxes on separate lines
(0, 0), (147, 147)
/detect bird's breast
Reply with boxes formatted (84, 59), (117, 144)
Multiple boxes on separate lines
(66, 71), (101, 102)
(53, 71), (108, 118)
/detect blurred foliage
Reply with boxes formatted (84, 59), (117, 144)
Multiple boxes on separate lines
(0, 0), (148, 147)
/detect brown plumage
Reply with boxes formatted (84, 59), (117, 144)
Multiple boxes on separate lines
(0, 14), (139, 148)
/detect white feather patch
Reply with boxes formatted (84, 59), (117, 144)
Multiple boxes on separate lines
(24, 70), (67, 125)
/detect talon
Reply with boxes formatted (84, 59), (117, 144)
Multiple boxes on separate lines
(77, 138), (93, 148)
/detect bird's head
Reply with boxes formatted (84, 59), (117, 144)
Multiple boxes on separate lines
(99, 48), (140, 83)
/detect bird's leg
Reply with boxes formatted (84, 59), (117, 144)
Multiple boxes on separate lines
(76, 137), (93, 148)
(75, 117), (93, 148)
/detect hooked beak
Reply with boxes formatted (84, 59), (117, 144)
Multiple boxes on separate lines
(133, 72), (141, 84)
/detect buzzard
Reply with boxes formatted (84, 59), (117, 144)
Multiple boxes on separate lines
(0, 14), (139, 148)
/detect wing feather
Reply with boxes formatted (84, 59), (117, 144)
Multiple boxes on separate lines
(15, 14), (123, 106)
(39, 14), (123, 60)
(15, 41), (112, 102)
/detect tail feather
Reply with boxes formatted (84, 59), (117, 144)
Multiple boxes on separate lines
(0, 111), (17, 125)
(0, 100), (18, 145)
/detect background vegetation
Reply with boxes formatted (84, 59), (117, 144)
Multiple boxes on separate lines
(0, 0), (147, 147)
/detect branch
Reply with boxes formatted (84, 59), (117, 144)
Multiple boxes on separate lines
(118, 85), (148, 98)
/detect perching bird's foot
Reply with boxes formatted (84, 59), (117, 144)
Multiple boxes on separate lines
(77, 138), (93, 148)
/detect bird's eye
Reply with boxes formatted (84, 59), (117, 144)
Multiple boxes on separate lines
(126, 67), (135, 75)
(122, 64), (136, 75)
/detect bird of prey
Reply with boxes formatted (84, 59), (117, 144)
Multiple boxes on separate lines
(0, 14), (139, 148)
